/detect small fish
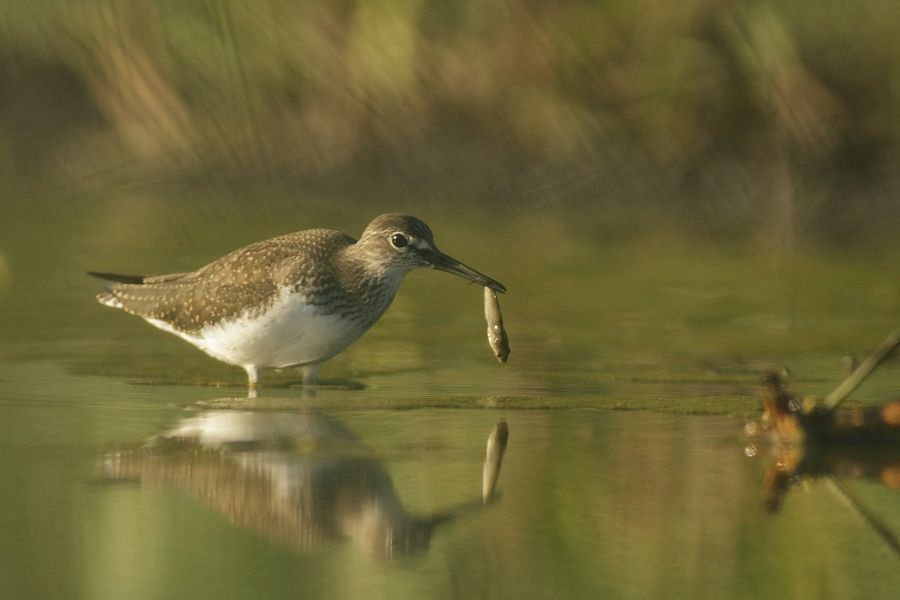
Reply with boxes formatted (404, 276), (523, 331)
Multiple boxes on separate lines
(484, 287), (510, 363)
(482, 420), (509, 503)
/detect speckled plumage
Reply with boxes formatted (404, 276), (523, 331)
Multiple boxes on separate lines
(92, 214), (506, 388)
(99, 229), (359, 332)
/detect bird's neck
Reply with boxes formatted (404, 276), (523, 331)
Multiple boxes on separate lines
(334, 247), (408, 320)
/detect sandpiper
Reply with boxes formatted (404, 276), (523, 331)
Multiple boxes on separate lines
(91, 214), (506, 387)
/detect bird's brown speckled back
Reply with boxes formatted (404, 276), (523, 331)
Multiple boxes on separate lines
(97, 229), (356, 333)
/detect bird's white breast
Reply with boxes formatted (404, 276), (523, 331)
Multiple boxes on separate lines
(146, 288), (370, 370)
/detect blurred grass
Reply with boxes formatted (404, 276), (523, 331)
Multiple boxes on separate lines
(0, 0), (899, 244)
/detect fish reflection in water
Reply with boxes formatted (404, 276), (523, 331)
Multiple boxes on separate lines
(482, 420), (508, 503)
(101, 408), (507, 558)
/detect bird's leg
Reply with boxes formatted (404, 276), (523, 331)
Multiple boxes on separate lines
(246, 366), (261, 399)
(302, 364), (319, 386)
(245, 365), (259, 391)
(300, 365), (319, 399)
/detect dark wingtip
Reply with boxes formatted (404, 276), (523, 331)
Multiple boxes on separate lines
(88, 271), (146, 284)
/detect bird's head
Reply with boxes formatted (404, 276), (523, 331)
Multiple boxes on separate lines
(355, 214), (506, 293)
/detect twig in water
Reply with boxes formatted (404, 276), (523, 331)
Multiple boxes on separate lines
(824, 326), (900, 410)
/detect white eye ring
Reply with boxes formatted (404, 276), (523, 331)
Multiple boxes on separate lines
(390, 232), (409, 249)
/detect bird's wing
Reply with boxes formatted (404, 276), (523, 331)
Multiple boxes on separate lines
(94, 230), (353, 333)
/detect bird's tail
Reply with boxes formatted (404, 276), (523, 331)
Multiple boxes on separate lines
(88, 271), (148, 284)
(89, 271), (192, 312)
(88, 271), (191, 284)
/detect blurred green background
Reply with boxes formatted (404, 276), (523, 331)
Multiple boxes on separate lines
(2, 0), (900, 245)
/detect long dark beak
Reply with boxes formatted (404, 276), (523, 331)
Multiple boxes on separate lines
(428, 250), (507, 293)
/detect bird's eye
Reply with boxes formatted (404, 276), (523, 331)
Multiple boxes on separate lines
(390, 233), (409, 249)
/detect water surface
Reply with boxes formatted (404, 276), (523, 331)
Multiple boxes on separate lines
(2, 363), (899, 600)
(2, 190), (900, 599)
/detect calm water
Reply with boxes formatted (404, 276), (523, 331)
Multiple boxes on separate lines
(2, 190), (900, 599)
(2, 368), (900, 600)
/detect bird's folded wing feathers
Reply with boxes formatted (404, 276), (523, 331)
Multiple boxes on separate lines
(91, 230), (353, 333)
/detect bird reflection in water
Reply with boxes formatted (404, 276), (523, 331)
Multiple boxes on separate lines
(101, 408), (508, 559)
